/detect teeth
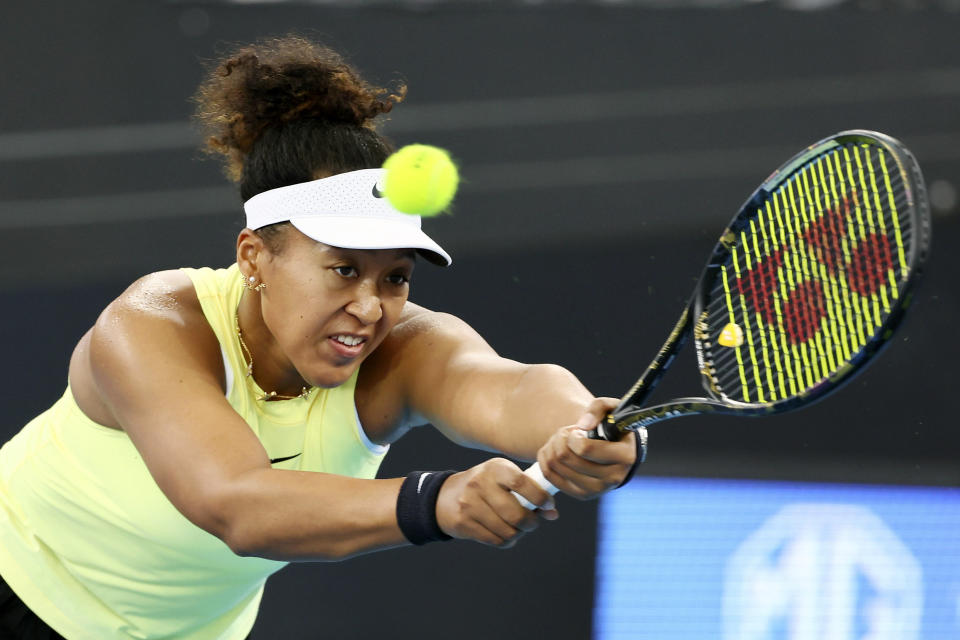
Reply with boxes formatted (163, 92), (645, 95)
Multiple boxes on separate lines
(333, 335), (364, 347)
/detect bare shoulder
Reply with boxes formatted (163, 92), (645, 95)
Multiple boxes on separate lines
(385, 302), (491, 350)
(72, 270), (223, 429)
(109, 269), (204, 319)
(92, 268), (220, 372)
(355, 302), (494, 443)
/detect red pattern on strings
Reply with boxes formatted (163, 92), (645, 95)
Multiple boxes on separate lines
(781, 280), (827, 345)
(801, 196), (849, 274)
(735, 191), (891, 345)
(848, 233), (892, 296)
(736, 248), (784, 328)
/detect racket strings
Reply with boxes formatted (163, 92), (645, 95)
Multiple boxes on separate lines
(703, 142), (913, 404)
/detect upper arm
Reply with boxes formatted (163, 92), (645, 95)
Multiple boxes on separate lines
(377, 309), (590, 456)
(403, 313), (526, 449)
(88, 272), (270, 539)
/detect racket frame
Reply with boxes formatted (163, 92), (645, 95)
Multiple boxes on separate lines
(603, 129), (930, 440)
(515, 130), (930, 510)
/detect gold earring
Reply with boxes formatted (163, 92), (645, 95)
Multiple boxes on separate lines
(242, 275), (266, 292)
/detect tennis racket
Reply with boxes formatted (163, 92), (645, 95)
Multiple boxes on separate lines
(514, 130), (931, 510)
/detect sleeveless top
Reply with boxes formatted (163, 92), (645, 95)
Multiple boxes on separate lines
(0, 264), (389, 639)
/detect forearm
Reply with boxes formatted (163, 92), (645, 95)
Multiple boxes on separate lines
(214, 469), (406, 561)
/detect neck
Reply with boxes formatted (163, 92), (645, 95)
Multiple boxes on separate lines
(237, 291), (312, 397)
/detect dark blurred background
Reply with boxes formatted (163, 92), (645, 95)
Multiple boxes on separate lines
(1, 1), (957, 638)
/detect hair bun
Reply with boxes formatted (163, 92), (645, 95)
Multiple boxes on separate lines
(194, 35), (405, 182)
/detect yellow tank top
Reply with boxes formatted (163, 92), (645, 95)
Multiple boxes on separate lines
(0, 264), (388, 639)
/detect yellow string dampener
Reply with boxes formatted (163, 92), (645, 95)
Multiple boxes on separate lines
(719, 323), (745, 348)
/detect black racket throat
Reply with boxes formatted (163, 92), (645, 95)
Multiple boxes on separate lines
(588, 417), (650, 465)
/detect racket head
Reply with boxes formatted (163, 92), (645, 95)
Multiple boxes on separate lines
(689, 130), (931, 413)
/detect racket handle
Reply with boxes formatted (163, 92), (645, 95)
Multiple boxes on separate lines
(512, 421), (622, 510)
(588, 419), (621, 442)
(512, 462), (560, 511)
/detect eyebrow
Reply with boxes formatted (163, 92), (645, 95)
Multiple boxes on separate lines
(325, 246), (416, 263)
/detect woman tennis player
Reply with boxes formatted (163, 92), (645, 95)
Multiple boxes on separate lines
(0, 36), (639, 639)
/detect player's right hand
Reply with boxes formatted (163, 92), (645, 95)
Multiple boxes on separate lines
(435, 458), (558, 548)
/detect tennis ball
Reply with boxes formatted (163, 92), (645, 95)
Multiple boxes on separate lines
(381, 144), (459, 216)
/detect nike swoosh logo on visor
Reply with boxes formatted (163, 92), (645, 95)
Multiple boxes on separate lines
(372, 183), (386, 199)
(270, 453), (302, 464)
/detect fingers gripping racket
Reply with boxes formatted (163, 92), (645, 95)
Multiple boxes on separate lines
(514, 130), (931, 510)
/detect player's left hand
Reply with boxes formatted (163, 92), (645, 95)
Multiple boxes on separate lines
(536, 397), (637, 500)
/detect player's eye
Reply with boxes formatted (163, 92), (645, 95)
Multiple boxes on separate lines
(387, 273), (411, 286)
(333, 265), (357, 278)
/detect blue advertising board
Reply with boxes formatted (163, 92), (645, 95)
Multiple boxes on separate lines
(594, 477), (960, 639)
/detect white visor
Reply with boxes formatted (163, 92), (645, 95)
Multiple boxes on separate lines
(243, 168), (452, 266)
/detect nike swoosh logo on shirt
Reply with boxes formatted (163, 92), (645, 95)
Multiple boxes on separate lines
(269, 453), (302, 464)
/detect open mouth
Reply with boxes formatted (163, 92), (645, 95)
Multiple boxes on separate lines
(328, 334), (367, 358)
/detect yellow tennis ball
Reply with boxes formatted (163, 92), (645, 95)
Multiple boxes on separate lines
(382, 144), (459, 216)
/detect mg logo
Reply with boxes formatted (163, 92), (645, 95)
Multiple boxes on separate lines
(723, 504), (923, 640)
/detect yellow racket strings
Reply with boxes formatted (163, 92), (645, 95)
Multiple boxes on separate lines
(706, 142), (910, 404)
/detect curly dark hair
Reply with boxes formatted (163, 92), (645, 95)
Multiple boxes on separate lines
(193, 36), (405, 249)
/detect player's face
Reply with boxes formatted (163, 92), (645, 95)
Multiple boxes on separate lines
(255, 228), (414, 389)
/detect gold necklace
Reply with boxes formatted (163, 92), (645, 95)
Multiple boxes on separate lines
(235, 310), (312, 402)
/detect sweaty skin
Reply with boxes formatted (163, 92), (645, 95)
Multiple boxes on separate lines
(67, 227), (637, 558)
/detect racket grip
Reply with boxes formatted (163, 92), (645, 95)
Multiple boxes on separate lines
(512, 462), (560, 511)
(589, 419), (621, 441)
(512, 421), (620, 510)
